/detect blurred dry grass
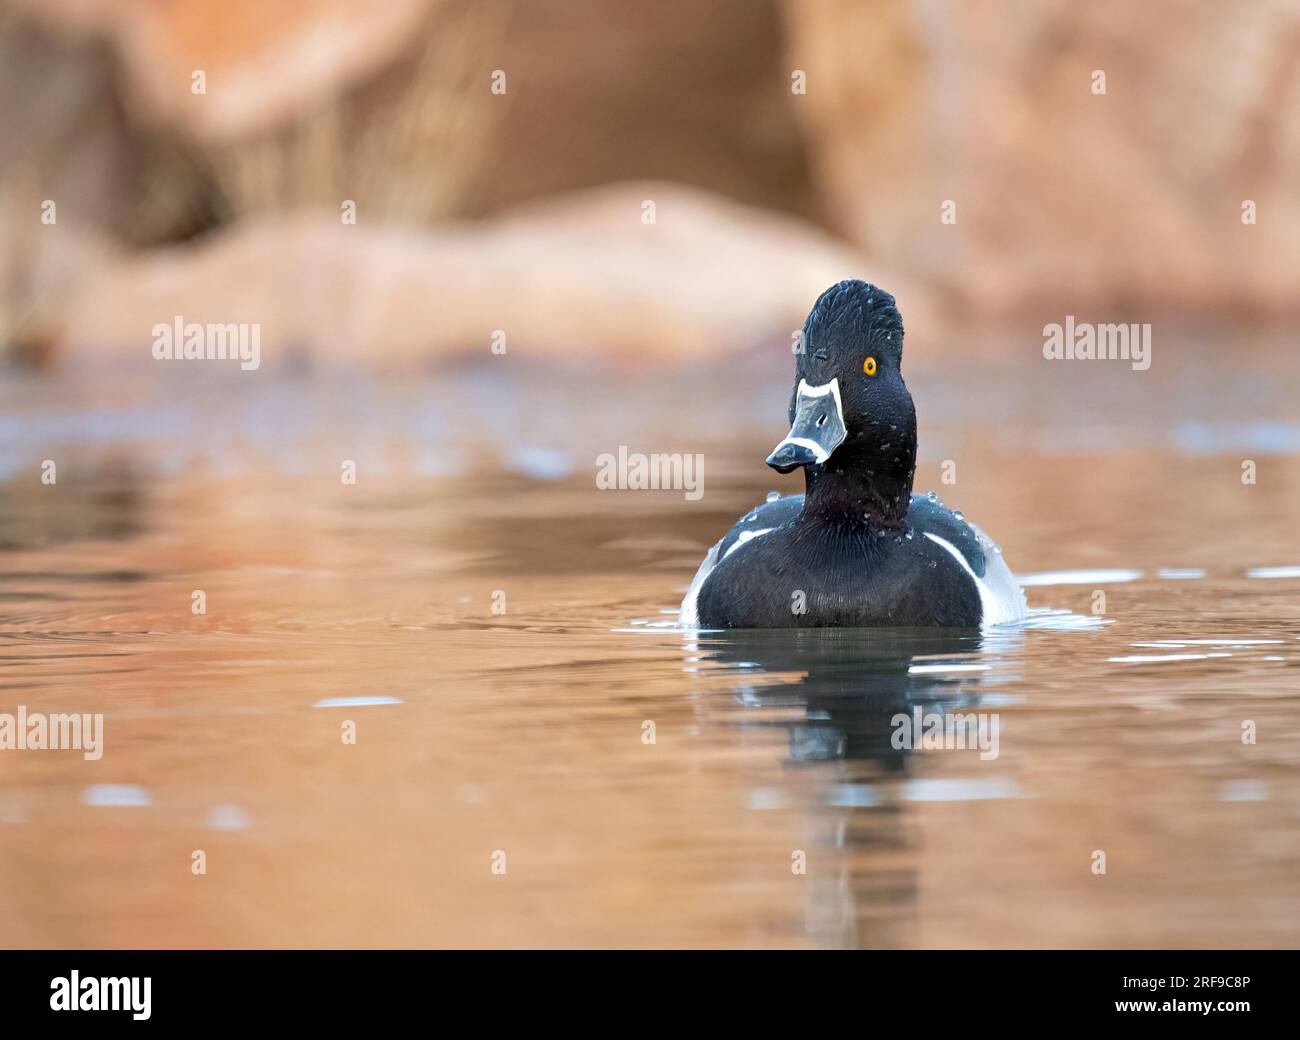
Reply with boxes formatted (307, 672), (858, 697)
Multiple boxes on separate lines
(1, 0), (1298, 366)
(216, 0), (508, 223)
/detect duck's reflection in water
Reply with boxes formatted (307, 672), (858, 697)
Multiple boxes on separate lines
(694, 626), (1021, 947)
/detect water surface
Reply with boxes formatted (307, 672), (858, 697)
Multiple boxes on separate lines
(1, 344), (1298, 947)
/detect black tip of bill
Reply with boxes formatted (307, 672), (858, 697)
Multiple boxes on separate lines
(765, 441), (822, 473)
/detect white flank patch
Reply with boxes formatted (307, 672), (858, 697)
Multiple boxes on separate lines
(679, 525), (778, 627)
(678, 537), (721, 629)
(924, 531), (1027, 627)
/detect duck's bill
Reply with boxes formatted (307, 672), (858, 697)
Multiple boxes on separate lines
(765, 378), (847, 473)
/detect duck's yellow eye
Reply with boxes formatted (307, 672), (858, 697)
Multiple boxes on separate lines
(863, 356), (877, 376)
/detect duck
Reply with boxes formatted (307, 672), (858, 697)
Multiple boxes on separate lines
(680, 279), (1027, 630)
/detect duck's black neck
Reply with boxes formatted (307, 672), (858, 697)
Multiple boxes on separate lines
(801, 431), (916, 529)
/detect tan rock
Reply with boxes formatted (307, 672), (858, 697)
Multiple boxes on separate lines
(782, 0), (1300, 314)
(12, 0), (816, 226)
(58, 182), (929, 367)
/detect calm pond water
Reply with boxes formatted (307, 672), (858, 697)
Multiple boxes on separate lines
(1, 337), (1298, 947)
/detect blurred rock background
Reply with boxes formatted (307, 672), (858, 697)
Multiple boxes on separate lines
(1, 0), (1297, 367)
